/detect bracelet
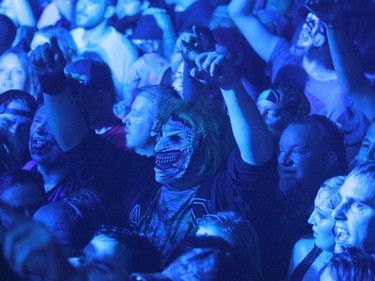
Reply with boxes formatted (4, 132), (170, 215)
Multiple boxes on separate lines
(39, 72), (67, 95)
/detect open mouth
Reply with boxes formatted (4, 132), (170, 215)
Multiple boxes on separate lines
(30, 138), (54, 153)
(335, 227), (350, 244)
(32, 138), (51, 146)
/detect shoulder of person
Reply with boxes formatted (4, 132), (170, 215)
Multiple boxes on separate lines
(110, 27), (136, 47)
(291, 236), (315, 264)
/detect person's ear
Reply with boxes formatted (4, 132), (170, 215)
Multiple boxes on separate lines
(105, 5), (116, 19)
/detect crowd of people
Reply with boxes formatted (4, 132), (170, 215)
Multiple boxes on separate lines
(0, 0), (375, 280)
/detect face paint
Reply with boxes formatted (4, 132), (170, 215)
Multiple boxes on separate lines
(154, 115), (195, 185)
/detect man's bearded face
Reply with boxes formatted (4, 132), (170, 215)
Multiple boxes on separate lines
(154, 115), (196, 185)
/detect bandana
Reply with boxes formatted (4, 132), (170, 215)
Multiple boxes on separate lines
(3, 108), (33, 119)
(258, 83), (310, 117)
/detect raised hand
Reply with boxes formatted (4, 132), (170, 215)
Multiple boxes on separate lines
(190, 51), (239, 90)
(30, 37), (68, 95)
(29, 37), (66, 77)
(179, 26), (215, 63)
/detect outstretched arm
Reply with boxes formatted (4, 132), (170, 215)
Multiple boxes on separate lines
(30, 39), (89, 151)
(228, 0), (281, 62)
(191, 52), (274, 165)
(143, 7), (177, 61)
(5, 0), (36, 26)
(326, 27), (375, 121)
(305, 0), (375, 121)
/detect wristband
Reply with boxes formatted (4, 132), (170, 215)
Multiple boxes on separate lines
(39, 72), (67, 95)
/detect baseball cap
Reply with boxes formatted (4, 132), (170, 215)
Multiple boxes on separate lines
(65, 58), (115, 94)
(0, 90), (37, 118)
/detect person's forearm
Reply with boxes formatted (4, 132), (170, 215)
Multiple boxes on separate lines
(228, 0), (255, 18)
(182, 62), (210, 101)
(44, 88), (89, 152)
(326, 26), (368, 94)
(326, 26), (375, 120)
(228, 0), (280, 62)
(146, 9), (177, 61)
(13, 0), (36, 26)
(161, 27), (177, 61)
(221, 79), (273, 165)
